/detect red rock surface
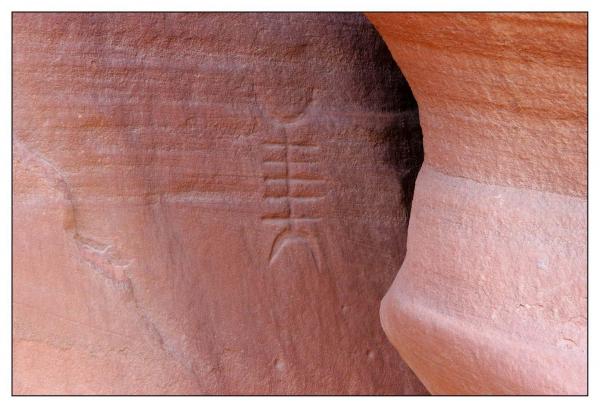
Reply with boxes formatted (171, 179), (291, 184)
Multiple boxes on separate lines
(13, 13), (426, 394)
(367, 13), (587, 395)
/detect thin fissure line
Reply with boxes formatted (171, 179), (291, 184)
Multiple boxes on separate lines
(262, 142), (318, 148)
(261, 217), (322, 222)
(262, 160), (318, 165)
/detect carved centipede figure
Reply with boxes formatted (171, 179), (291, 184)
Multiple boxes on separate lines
(256, 85), (326, 268)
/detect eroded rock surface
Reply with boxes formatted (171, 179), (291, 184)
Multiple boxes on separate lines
(13, 13), (426, 394)
(367, 13), (587, 395)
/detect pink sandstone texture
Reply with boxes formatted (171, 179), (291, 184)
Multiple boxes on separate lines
(13, 13), (426, 394)
(367, 13), (587, 395)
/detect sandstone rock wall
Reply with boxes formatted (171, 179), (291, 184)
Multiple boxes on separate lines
(13, 13), (426, 394)
(367, 12), (587, 395)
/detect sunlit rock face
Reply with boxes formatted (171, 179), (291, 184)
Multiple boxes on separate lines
(13, 13), (426, 395)
(367, 13), (587, 395)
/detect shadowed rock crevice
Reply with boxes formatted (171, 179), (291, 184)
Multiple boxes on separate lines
(358, 20), (424, 219)
(378, 111), (423, 219)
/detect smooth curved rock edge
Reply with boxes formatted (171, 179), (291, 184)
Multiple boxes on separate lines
(367, 13), (587, 395)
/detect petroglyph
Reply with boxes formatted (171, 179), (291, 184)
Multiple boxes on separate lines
(73, 233), (133, 286)
(268, 231), (321, 268)
(258, 89), (326, 267)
